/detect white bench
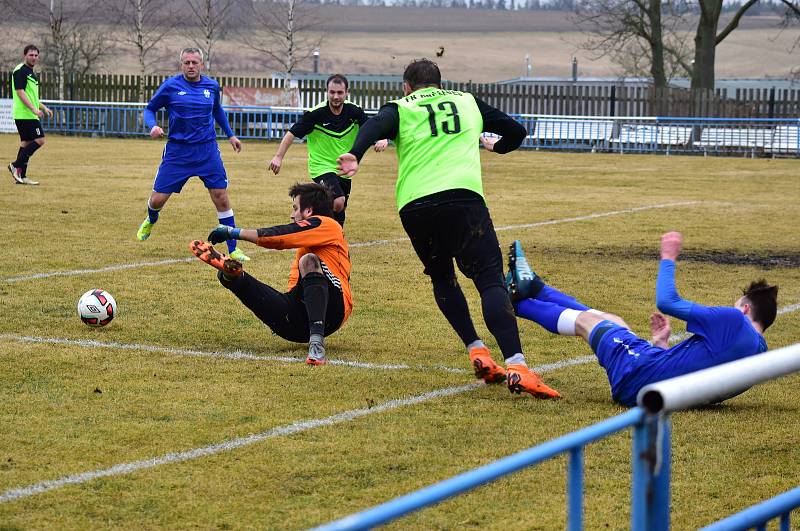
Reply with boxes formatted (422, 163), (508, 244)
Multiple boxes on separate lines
(616, 125), (692, 146)
(532, 119), (615, 144)
(695, 127), (774, 150)
(767, 125), (800, 154)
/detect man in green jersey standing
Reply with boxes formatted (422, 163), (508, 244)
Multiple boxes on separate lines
(268, 74), (387, 226)
(8, 45), (52, 185)
(338, 59), (560, 399)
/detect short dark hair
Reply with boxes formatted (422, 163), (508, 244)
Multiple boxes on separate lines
(289, 182), (334, 218)
(742, 279), (778, 331)
(326, 74), (348, 90)
(403, 58), (441, 90)
(23, 44), (39, 55)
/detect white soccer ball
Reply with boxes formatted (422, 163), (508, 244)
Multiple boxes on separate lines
(77, 289), (117, 327)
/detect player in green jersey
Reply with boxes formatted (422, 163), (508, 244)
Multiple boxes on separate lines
(8, 45), (52, 185)
(268, 74), (387, 226)
(338, 59), (560, 399)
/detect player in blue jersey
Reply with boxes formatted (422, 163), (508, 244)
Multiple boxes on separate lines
(136, 47), (249, 261)
(507, 232), (778, 406)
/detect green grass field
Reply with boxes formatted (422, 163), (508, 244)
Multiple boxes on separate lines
(0, 134), (798, 530)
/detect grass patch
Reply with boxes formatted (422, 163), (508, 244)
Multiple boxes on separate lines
(0, 134), (798, 528)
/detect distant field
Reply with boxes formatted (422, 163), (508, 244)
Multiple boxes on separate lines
(1, 9), (796, 82)
(0, 133), (798, 529)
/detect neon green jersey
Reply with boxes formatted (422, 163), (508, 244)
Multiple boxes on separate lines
(391, 88), (484, 211)
(11, 63), (40, 120)
(294, 100), (367, 179)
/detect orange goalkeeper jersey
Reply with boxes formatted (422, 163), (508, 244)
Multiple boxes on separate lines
(255, 215), (352, 319)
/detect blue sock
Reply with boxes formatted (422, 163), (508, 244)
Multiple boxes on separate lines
(147, 202), (160, 224)
(217, 211), (237, 253)
(514, 299), (569, 334)
(536, 285), (590, 311)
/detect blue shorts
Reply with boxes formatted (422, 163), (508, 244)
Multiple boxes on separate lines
(153, 140), (228, 194)
(590, 321), (664, 405)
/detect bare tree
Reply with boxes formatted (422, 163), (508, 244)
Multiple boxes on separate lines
(690, 0), (759, 89)
(114, 0), (177, 101)
(777, 0), (800, 78)
(573, 1), (692, 88)
(236, 0), (324, 84)
(2, 0), (115, 99)
(182, 0), (235, 72)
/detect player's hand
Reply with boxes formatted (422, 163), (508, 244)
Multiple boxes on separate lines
(150, 126), (165, 139)
(268, 156), (282, 175)
(373, 139), (389, 152)
(42, 106), (53, 118)
(229, 136), (242, 153)
(480, 135), (498, 152)
(337, 153), (359, 177)
(660, 231), (683, 261)
(649, 312), (671, 348)
(34, 109), (44, 118)
(208, 225), (239, 244)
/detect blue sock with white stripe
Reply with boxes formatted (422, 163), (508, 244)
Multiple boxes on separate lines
(147, 200), (161, 224)
(217, 209), (237, 253)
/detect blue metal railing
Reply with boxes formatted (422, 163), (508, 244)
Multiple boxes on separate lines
(37, 101), (800, 158)
(311, 408), (671, 531)
(700, 487), (800, 531)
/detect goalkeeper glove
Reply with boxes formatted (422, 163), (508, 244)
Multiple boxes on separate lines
(208, 224), (241, 244)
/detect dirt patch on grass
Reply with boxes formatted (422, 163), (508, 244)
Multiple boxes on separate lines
(547, 247), (800, 269)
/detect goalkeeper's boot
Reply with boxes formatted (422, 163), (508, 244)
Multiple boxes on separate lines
(507, 364), (561, 399)
(136, 218), (154, 241)
(306, 338), (327, 366)
(189, 240), (243, 278)
(18, 176), (39, 185)
(229, 248), (251, 262)
(8, 163), (24, 184)
(469, 346), (506, 384)
(506, 240), (544, 302)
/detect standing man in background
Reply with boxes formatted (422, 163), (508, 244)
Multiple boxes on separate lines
(268, 74), (387, 227)
(8, 44), (52, 186)
(137, 47), (249, 262)
(337, 58), (560, 399)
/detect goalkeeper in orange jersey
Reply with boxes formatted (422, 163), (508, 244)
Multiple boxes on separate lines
(189, 182), (351, 366)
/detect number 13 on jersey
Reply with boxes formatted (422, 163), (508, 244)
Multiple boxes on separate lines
(421, 101), (461, 136)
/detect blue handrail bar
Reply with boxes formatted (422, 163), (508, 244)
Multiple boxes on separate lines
(312, 408), (671, 531)
(700, 487), (800, 531)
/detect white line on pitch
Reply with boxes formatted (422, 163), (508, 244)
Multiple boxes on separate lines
(0, 356), (591, 504)
(0, 334), (470, 374)
(3, 202), (700, 283)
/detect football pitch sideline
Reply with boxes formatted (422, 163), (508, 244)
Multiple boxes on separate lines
(0, 134), (798, 529)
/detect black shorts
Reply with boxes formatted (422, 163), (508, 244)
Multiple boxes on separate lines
(313, 173), (352, 205)
(220, 271), (346, 343)
(399, 199), (505, 291)
(15, 119), (45, 142)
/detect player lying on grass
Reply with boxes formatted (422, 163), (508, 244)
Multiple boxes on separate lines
(189, 182), (351, 365)
(506, 231), (778, 406)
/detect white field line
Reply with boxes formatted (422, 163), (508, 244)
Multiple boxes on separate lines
(0, 334), (470, 374)
(3, 201), (700, 283)
(0, 356), (591, 504)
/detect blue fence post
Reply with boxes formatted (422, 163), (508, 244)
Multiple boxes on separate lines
(631, 413), (671, 531)
(567, 447), (583, 531)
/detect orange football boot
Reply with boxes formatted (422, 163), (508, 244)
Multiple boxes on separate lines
(469, 346), (507, 384)
(507, 364), (561, 399)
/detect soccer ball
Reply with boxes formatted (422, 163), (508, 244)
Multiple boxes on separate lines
(77, 289), (117, 327)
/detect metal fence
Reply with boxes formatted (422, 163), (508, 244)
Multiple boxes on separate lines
(37, 101), (800, 158)
(313, 343), (800, 530)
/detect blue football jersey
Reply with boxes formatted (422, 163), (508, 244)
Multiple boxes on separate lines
(144, 74), (234, 143)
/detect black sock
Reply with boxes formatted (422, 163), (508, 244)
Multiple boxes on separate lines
(480, 286), (523, 359)
(302, 272), (329, 337)
(15, 142), (41, 167)
(333, 209), (346, 227)
(432, 277), (479, 346)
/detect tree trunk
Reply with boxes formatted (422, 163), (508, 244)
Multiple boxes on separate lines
(648, 0), (667, 89)
(691, 1), (721, 90)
